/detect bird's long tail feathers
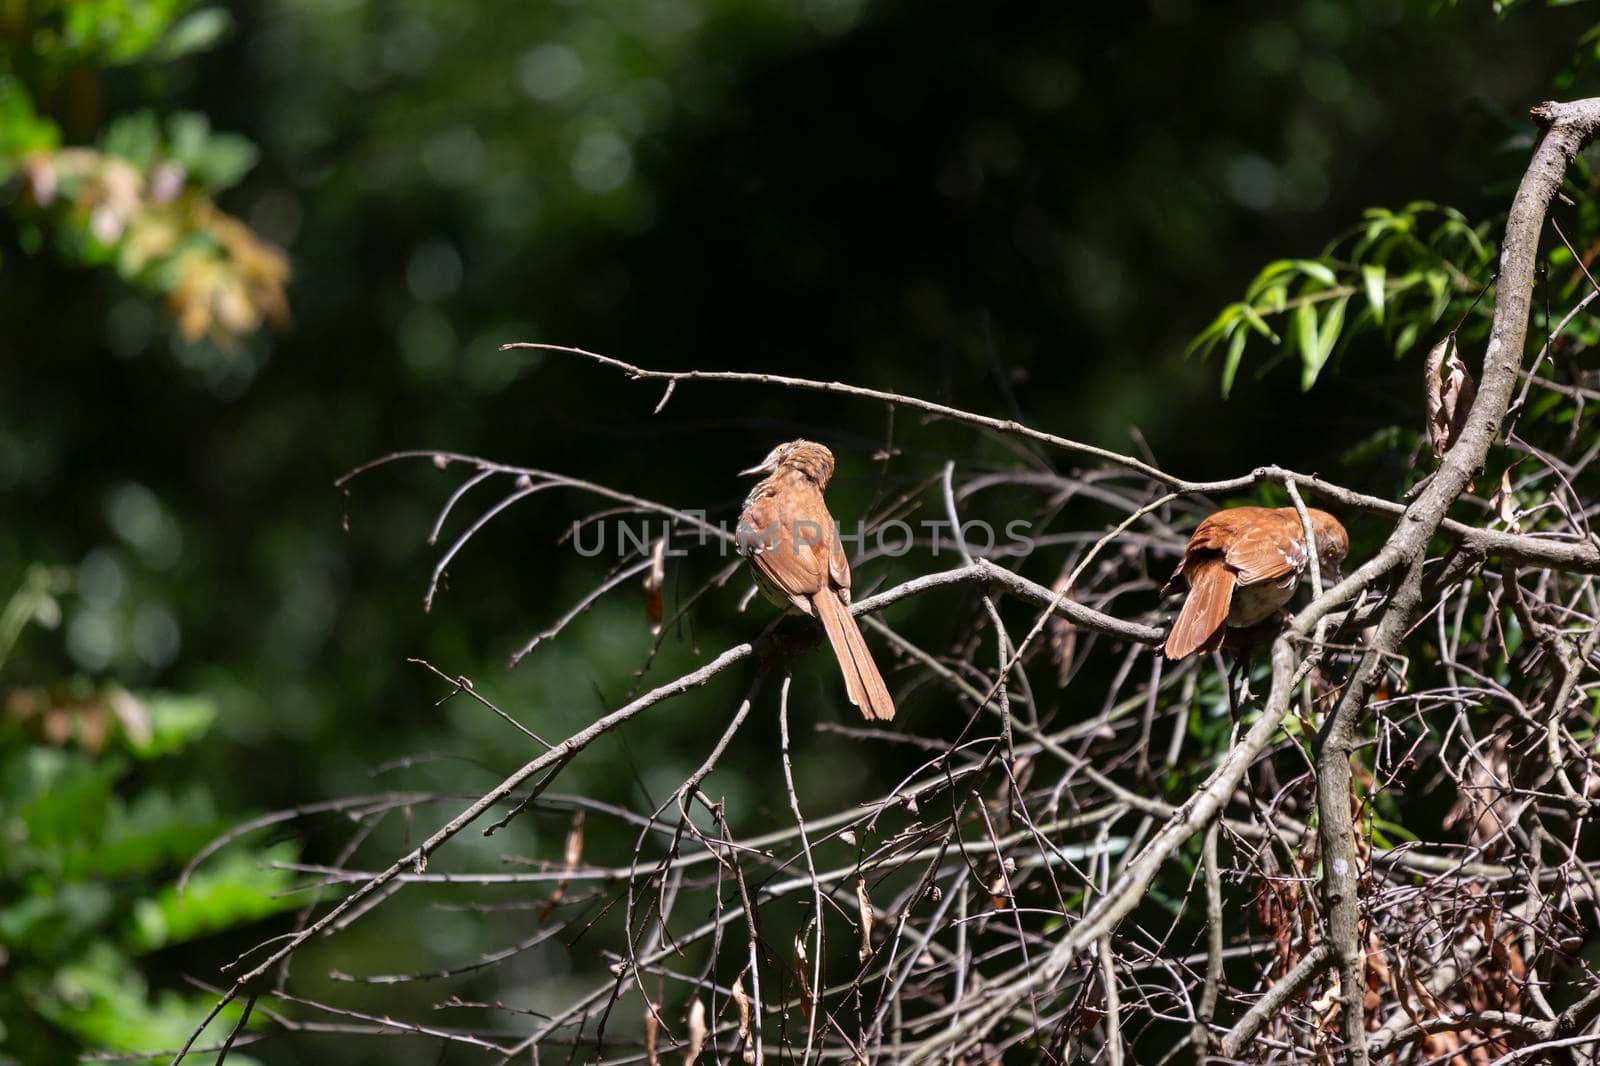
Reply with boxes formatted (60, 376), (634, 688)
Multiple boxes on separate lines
(1163, 559), (1235, 661)
(814, 593), (896, 721)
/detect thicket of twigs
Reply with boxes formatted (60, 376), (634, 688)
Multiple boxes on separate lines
(173, 101), (1600, 1065)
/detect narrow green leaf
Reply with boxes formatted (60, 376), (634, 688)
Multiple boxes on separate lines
(1244, 260), (1299, 301)
(1395, 321), (1420, 359)
(1319, 295), (1347, 359)
(1362, 263), (1386, 324)
(1221, 325), (1248, 398)
(153, 9), (234, 62)
(1184, 303), (1242, 359)
(1294, 302), (1317, 363)
(1239, 304), (1280, 343)
(1425, 270), (1450, 323)
(1294, 259), (1337, 287)
(1301, 295), (1348, 390)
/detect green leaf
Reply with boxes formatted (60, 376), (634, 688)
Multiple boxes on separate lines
(1424, 270), (1450, 323)
(127, 694), (216, 759)
(164, 112), (258, 190)
(0, 77), (61, 168)
(1244, 259), (1299, 301)
(1300, 295), (1348, 390)
(1185, 303), (1242, 360)
(1395, 320), (1420, 359)
(81, 787), (219, 879)
(10, 748), (119, 857)
(124, 843), (300, 953)
(1372, 816), (1419, 845)
(165, 111), (210, 169)
(152, 8), (234, 61)
(62, 0), (197, 65)
(101, 111), (162, 168)
(0, 880), (114, 955)
(1221, 325), (1248, 398)
(1294, 258), (1337, 287)
(1293, 301), (1317, 362)
(1239, 304), (1280, 343)
(194, 134), (259, 192)
(33, 941), (259, 1056)
(1362, 263), (1386, 324)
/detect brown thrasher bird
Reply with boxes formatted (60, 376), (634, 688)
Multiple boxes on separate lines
(1163, 505), (1349, 660)
(737, 440), (895, 721)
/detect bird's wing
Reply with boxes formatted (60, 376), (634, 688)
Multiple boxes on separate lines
(738, 486), (828, 602)
(829, 536), (852, 604)
(1219, 510), (1304, 587)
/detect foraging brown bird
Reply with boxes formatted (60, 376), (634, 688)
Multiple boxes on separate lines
(1163, 506), (1349, 661)
(737, 440), (895, 721)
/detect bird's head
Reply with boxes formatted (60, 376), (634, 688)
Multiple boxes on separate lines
(1307, 508), (1350, 582)
(739, 439), (836, 487)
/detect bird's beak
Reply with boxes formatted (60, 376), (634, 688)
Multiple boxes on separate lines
(1322, 563), (1343, 586)
(740, 452), (780, 476)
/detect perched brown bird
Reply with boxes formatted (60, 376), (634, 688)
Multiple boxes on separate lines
(737, 440), (895, 721)
(1163, 506), (1349, 661)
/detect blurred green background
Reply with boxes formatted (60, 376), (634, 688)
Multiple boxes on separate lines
(3, 0), (1597, 1060)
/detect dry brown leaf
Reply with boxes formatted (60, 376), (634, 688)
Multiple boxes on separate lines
(682, 998), (707, 1065)
(1425, 334), (1478, 463)
(1489, 468), (1521, 532)
(793, 931), (814, 1020)
(855, 877), (875, 962)
(644, 1001), (661, 1066)
(731, 974), (755, 1064)
(540, 810), (586, 922)
(643, 537), (667, 634)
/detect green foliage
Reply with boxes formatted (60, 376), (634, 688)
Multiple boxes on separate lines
(0, 2), (282, 350)
(126, 843), (297, 953)
(0, 80), (60, 181)
(32, 943), (258, 1065)
(162, 114), (259, 194)
(21, 0), (230, 68)
(0, 575), (296, 1062)
(1189, 203), (1496, 395)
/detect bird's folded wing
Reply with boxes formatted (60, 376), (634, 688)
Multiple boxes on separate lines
(740, 493), (827, 599)
(1221, 514), (1304, 587)
(829, 539), (851, 601)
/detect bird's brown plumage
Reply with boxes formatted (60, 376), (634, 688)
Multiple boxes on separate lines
(737, 440), (896, 721)
(1163, 506), (1349, 660)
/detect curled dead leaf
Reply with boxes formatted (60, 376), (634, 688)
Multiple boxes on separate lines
(540, 809), (585, 922)
(644, 537), (667, 634)
(732, 975), (755, 1064)
(793, 932), (814, 1020)
(856, 877), (875, 962)
(1489, 468), (1521, 532)
(1424, 334), (1478, 464)
(682, 998), (707, 1065)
